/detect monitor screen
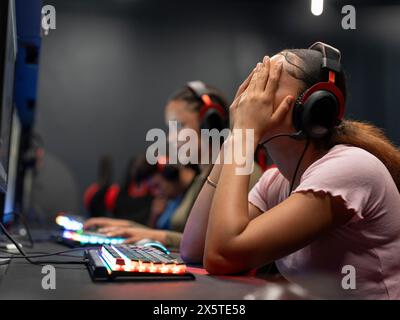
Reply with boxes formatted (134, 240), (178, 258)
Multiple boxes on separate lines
(0, 0), (17, 194)
(0, 0), (17, 225)
(4, 110), (20, 223)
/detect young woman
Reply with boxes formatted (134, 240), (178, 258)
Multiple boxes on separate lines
(181, 44), (400, 299)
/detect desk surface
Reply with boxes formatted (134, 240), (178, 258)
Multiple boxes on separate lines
(0, 241), (268, 300)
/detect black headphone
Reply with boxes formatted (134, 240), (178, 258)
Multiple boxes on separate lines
(186, 81), (229, 131)
(292, 42), (345, 139)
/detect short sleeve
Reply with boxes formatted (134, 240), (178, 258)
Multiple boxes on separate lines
(248, 168), (285, 212)
(293, 146), (387, 222)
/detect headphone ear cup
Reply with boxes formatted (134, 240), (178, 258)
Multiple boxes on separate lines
(292, 97), (305, 133)
(302, 91), (339, 139)
(200, 109), (226, 131)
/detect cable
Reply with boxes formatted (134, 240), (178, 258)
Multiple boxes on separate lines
(258, 131), (310, 194)
(259, 131), (305, 146)
(0, 249), (85, 258)
(289, 139), (310, 194)
(0, 223), (87, 265)
(0, 246), (97, 259)
(2, 211), (34, 248)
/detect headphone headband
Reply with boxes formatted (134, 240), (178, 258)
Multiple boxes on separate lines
(186, 81), (211, 98)
(309, 42), (342, 74)
(185, 80), (228, 126)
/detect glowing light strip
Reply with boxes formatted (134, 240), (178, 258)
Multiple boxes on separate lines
(98, 254), (113, 275)
(62, 230), (125, 245)
(56, 216), (83, 231)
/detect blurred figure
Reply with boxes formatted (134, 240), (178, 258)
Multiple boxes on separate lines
(112, 155), (155, 224)
(83, 155), (113, 217)
(148, 160), (199, 231)
(84, 154), (155, 224)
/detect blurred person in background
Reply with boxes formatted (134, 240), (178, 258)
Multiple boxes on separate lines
(84, 154), (154, 225)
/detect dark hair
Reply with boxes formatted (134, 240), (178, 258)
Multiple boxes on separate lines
(168, 83), (229, 114)
(125, 154), (200, 187)
(281, 49), (400, 192)
(122, 154), (154, 189)
(98, 155), (112, 186)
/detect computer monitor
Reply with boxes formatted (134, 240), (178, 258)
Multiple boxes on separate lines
(4, 110), (21, 224)
(0, 0), (17, 223)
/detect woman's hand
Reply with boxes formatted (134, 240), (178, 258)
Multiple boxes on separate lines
(83, 217), (132, 230)
(232, 56), (294, 143)
(98, 226), (167, 244)
(229, 69), (255, 127)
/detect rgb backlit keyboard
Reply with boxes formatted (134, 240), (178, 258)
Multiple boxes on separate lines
(61, 230), (125, 246)
(86, 245), (194, 281)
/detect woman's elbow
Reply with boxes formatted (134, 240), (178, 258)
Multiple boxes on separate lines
(203, 249), (241, 275)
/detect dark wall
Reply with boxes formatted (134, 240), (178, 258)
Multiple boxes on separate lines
(33, 0), (400, 216)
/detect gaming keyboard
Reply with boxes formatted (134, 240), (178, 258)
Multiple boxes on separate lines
(86, 244), (195, 281)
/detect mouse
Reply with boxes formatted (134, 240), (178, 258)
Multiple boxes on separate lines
(134, 238), (170, 254)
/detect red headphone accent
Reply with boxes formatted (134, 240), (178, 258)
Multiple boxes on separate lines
(83, 183), (121, 213)
(83, 184), (100, 210)
(199, 94), (227, 121)
(299, 71), (345, 121)
(104, 184), (120, 212)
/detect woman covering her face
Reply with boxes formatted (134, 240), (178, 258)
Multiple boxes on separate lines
(181, 43), (400, 299)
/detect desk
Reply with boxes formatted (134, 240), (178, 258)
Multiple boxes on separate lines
(0, 241), (268, 300)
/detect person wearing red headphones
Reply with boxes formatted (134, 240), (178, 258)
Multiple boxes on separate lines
(83, 155), (155, 224)
(180, 43), (400, 299)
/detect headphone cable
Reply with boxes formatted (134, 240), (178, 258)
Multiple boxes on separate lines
(289, 139), (310, 194)
(259, 131), (309, 193)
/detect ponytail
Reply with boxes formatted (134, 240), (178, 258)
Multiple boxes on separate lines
(328, 120), (400, 192)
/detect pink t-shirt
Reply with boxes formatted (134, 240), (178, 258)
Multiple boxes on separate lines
(248, 144), (400, 299)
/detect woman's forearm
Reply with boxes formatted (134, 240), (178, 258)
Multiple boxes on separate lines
(204, 133), (255, 270)
(180, 146), (227, 263)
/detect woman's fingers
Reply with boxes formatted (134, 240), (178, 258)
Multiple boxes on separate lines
(234, 68), (256, 100)
(102, 227), (130, 237)
(265, 61), (283, 99)
(124, 237), (140, 244)
(106, 230), (126, 237)
(270, 95), (294, 124)
(233, 55), (271, 103)
(255, 56), (270, 92)
(98, 226), (118, 234)
(231, 68), (256, 121)
(84, 218), (107, 229)
(247, 63), (261, 93)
